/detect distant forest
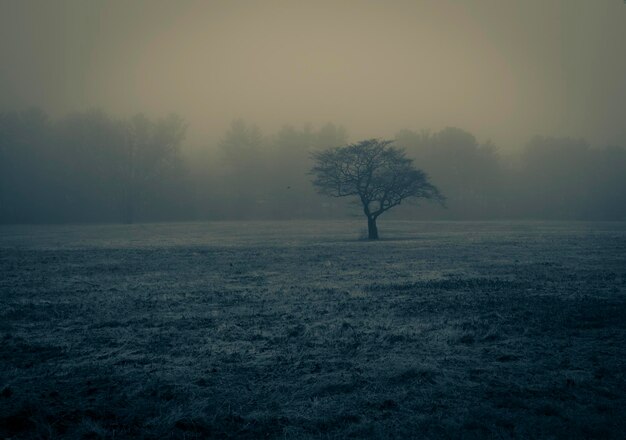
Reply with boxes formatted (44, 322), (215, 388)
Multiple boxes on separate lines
(1, 108), (625, 224)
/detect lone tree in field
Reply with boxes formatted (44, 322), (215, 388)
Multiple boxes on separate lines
(311, 139), (443, 239)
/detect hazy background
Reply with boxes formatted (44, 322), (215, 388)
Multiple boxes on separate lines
(2, 0), (626, 148)
(1, 0), (625, 223)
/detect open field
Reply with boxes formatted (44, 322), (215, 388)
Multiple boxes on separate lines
(1, 220), (625, 439)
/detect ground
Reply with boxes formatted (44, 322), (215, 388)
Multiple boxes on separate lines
(1, 220), (625, 439)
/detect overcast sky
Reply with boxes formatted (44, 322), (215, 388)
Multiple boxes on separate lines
(1, 0), (625, 149)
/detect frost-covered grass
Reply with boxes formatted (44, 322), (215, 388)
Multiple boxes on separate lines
(1, 221), (625, 439)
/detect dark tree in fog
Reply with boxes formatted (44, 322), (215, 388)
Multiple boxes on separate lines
(0, 109), (52, 222)
(217, 119), (268, 218)
(395, 127), (502, 219)
(268, 123), (348, 218)
(120, 114), (187, 223)
(311, 139), (443, 239)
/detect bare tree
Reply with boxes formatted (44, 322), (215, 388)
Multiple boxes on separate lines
(311, 139), (443, 239)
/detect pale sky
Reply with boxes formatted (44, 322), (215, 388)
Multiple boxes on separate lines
(1, 0), (625, 149)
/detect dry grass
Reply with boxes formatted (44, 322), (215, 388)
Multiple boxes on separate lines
(1, 221), (625, 439)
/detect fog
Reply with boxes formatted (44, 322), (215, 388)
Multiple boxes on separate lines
(2, 0), (626, 147)
(1, 0), (625, 223)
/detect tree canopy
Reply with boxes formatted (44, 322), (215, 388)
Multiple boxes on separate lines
(311, 139), (443, 239)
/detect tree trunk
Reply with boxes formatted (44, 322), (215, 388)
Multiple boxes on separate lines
(367, 216), (379, 240)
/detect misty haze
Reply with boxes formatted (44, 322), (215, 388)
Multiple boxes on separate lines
(1, 1), (625, 439)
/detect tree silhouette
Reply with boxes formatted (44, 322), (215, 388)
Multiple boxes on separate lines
(120, 114), (186, 223)
(311, 139), (443, 239)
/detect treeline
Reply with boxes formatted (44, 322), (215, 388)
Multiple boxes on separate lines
(1, 109), (625, 223)
(191, 119), (349, 220)
(395, 128), (626, 220)
(0, 109), (189, 223)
